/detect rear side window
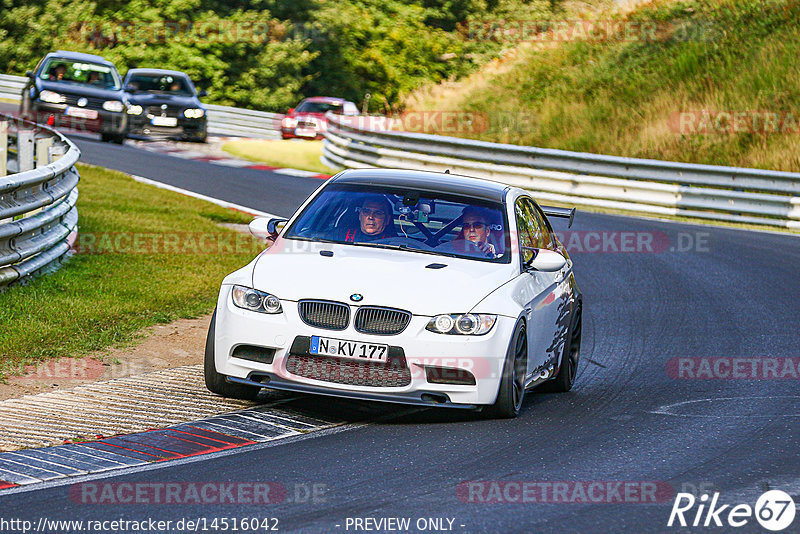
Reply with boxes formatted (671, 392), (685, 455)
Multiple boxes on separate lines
(515, 199), (538, 266)
(524, 199), (555, 250)
(515, 197), (555, 266)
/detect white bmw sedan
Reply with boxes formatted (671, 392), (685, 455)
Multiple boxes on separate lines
(205, 169), (582, 418)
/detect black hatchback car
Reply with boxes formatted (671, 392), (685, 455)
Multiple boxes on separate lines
(123, 69), (207, 142)
(21, 50), (129, 143)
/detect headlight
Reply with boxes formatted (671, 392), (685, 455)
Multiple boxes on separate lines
(282, 116), (298, 128)
(426, 314), (497, 335)
(231, 285), (282, 314)
(102, 100), (124, 112)
(183, 108), (205, 119)
(127, 105), (143, 115)
(39, 90), (64, 104)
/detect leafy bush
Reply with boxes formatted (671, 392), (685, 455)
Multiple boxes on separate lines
(0, 0), (564, 112)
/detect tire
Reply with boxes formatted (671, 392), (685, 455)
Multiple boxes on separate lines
(100, 133), (125, 144)
(541, 307), (582, 393)
(204, 311), (262, 400)
(483, 321), (528, 419)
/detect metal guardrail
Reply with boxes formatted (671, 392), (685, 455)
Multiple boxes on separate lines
(0, 74), (283, 139)
(0, 74), (26, 102)
(323, 114), (800, 229)
(205, 104), (283, 139)
(0, 112), (80, 290)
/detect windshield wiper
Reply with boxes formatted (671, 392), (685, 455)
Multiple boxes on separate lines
(352, 242), (440, 256)
(285, 237), (340, 245)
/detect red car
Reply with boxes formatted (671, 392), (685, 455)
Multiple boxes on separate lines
(281, 97), (359, 140)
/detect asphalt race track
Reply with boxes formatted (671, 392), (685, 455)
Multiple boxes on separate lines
(2, 129), (800, 533)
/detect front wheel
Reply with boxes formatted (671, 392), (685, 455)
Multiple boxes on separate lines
(541, 307), (582, 393)
(483, 321), (528, 419)
(204, 311), (262, 401)
(100, 133), (126, 144)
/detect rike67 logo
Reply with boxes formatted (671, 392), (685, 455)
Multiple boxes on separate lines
(668, 490), (796, 531)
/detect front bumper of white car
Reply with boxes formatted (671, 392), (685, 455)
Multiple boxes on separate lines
(213, 284), (516, 408)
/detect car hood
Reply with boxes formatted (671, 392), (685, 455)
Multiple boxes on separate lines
(127, 93), (200, 107)
(39, 80), (124, 99)
(250, 240), (515, 316)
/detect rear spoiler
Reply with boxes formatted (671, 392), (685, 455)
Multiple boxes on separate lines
(541, 206), (576, 228)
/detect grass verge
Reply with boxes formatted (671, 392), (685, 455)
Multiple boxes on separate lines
(222, 139), (337, 175)
(406, 0), (800, 172)
(0, 163), (262, 379)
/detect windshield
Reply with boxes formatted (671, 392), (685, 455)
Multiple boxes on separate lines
(296, 101), (344, 114)
(284, 183), (511, 263)
(39, 59), (121, 90)
(126, 74), (195, 95)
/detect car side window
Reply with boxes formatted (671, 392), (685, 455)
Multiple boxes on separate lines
(516, 197), (557, 266)
(515, 199), (537, 266)
(525, 200), (555, 250)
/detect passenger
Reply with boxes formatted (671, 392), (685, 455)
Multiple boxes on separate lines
(338, 195), (395, 242)
(170, 81), (182, 92)
(441, 206), (498, 257)
(87, 71), (101, 84)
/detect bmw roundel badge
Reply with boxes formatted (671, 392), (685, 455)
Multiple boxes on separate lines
(350, 293), (363, 302)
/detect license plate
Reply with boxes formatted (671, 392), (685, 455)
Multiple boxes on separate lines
(64, 107), (98, 119)
(295, 128), (317, 137)
(151, 116), (178, 127)
(310, 336), (388, 362)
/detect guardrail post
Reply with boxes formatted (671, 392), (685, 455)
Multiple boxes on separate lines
(49, 143), (66, 163)
(0, 121), (7, 224)
(17, 129), (34, 172)
(22, 136), (55, 219)
(36, 137), (53, 167)
(0, 120), (7, 177)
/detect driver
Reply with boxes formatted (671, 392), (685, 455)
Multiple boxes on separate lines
(337, 195), (394, 243)
(49, 64), (67, 81)
(439, 206), (498, 257)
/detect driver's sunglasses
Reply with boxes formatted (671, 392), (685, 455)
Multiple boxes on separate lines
(360, 207), (387, 219)
(463, 221), (487, 230)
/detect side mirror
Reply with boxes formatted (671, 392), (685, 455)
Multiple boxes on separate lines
(249, 217), (288, 240)
(523, 248), (566, 272)
(287, 108), (294, 114)
(198, 89), (207, 97)
(26, 70), (34, 79)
